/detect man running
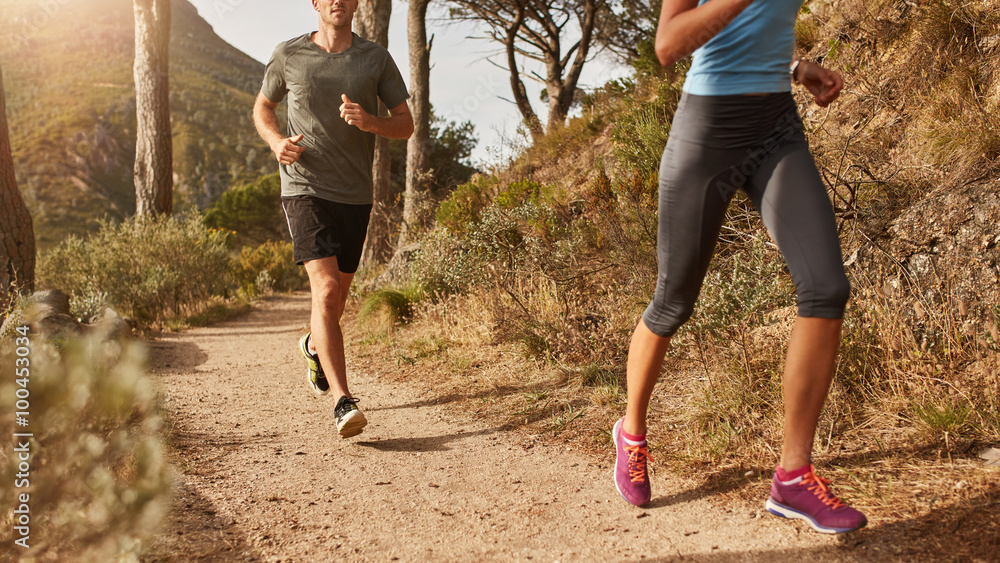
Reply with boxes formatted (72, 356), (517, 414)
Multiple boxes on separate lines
(253, 0), (413, 438)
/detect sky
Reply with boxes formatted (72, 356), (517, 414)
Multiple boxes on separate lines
(185, 0), (631, 167)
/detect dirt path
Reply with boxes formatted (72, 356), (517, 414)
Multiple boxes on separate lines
(141, 294), (875, 561)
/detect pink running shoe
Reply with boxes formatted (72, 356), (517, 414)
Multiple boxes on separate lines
(765, 465), (868, 534)
(612, 418), (652, 506)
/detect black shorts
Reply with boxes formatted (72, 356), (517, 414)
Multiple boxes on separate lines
(281, 195), (373, 273)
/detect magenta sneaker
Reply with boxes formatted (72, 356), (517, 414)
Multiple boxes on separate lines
(765, 465), (868, 534)
(612, 418), (652, 506)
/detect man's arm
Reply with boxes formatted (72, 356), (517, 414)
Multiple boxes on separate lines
(253, 91), (305, 165)
(339, 95), (414, 139)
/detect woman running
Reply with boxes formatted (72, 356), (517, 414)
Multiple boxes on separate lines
(612, 0), (867, 534)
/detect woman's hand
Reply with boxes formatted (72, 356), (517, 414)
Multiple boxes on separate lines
(796, 61), (843, 107)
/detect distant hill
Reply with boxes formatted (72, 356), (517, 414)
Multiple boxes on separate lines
(0, 0), (276, 247)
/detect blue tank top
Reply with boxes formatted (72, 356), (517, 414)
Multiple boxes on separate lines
(683, 0), (803, 96)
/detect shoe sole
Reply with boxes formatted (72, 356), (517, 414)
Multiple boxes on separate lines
(300, 335), (329, 396)
(337, 409), (368, 438)
(612, 419), (649, 506)
(765, 498), (865, 534)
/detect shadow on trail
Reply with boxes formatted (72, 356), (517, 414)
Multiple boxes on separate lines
(355, 427), (497, 453)
(363, 391), (482, 412)
(642, 473), (1000, 562)
(149, 340), (209, 373)
(142, 422), (267, 561)
(644, 465), (772, 510)
(140, 478), (264, 562)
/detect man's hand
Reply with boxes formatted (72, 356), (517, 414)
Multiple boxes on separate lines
(797, 61), (843, 107)
(271, 134), (305, 165)
(340, 94), (373, 132)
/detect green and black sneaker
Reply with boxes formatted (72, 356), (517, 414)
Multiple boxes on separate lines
(299, 333), (330, 395)
(334, 396), (367, 438)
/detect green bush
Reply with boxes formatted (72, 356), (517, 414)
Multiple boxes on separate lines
(435, 174), (500, 232)
(0, 330), (171, 560)
(611, 79), (684, 177)
(37, 215), (234, 324)
(230, 241), (307, 297)
(203, 173), (288, 246)
(358, 286), (426, 330)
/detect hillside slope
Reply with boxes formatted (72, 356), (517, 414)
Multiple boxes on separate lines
(505, 0), (1000, 328)
(0, 0), (273, 247)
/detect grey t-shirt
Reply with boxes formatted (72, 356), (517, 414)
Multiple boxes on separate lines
(261, 32), (409, 204)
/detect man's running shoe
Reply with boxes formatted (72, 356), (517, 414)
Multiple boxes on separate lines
(300, 333), (329, 395)
(334, 396), (367, 438)
(612, 418), (652, 506)
(765, 464), (868, 534)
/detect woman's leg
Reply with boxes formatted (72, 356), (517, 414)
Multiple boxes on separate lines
(748, 125), (866, 532)
(623, 319), (672, 437)
(747, 129), (850, 469)
(615, 95), (741, 506)
(780, 316), (842, 470)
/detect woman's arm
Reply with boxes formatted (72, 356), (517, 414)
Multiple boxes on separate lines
(654, 0), (755, 67)
(794, 60), (844, 107)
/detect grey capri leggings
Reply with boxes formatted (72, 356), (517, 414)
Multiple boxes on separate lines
(642, 91), (850, 338)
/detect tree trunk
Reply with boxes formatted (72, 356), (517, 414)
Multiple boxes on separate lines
(133, 0), (173, 217)
(546, 0), (597, 133)
(505, 1), (544, 141)
(453, 0), (604, 140)
(0, 63), (36, 309)
(399, 0), (432, 245)
(355, 0), (394, 266)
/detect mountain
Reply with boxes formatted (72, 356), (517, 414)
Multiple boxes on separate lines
(0, 0), (275, 247)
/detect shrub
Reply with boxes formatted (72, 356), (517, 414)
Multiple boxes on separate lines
(37, 215), (234, 324)
(435, 174), (500, 233)
(0, 330), (171, 560)
(230, 241), (307, 297)
(203, 173), (288, 246)
(610, 79), (684, 177)
(358, 286), (426, 331)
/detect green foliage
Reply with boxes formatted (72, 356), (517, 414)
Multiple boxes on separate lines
(203, 173), (287, 246)
(435, 174), (501, 233)
(911, 396), (973, 438)
(387, 111), (480, 197)
(629, 39), (667, 79)
(359, 286), (425, 330)
(611, 79), (684, 177)
(583, 167), (659, 285)
(0, 331), (171, 560)
(495, 180), (545, 209)
(685, 234), (795, 342)
(578, 364), (625, 390)
(428, 115), (481, 191)
(230, 241), (306, 298)
(37, 215), (233, 324)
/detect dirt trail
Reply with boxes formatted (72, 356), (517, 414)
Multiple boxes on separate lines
(142, 294), (864, 562)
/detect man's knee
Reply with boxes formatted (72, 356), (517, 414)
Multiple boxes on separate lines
(311, 277), (344, 312)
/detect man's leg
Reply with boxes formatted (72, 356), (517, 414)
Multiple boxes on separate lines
(303, 255), (355, 400)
